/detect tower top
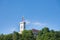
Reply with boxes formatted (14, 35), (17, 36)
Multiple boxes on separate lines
(22, 16), (24, 22)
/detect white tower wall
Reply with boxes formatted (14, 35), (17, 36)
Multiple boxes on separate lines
(20, 22), (25, 34)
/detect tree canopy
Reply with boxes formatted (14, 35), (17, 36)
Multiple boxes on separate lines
(0, 27), (60, 40)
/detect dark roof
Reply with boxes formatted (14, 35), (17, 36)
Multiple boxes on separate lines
(32, 29), (39, 33)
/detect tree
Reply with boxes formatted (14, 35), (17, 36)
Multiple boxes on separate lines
(36, 27), (56, 40)
(0, 27), (60, 40)
(36, 31), (42, 40)
(4, 34), (13, 40)
(22, 30), (35, 40)
(0, 34), (4, 40)
(12, 31), (20, 40)
(42, 27), (49, 34)
(55, 31), (60, 40)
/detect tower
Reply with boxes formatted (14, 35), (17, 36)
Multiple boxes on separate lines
(20, 16), (25, 34)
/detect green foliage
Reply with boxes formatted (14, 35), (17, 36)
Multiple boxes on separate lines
(42, 27), (49, 34)
(0, 27), (60, 40)
(22, 30), (35, 40)
(36, 27), (60, 40)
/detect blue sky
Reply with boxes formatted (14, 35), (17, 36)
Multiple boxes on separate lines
(0, 0), (60, 34)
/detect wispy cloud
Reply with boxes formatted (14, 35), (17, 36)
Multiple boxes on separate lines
(25, 20), (47, 27)
(32, 22), (47, 27)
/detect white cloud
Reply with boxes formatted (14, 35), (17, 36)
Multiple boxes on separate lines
(25, 20), (47, 27)
(32, 22), (47, 27)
